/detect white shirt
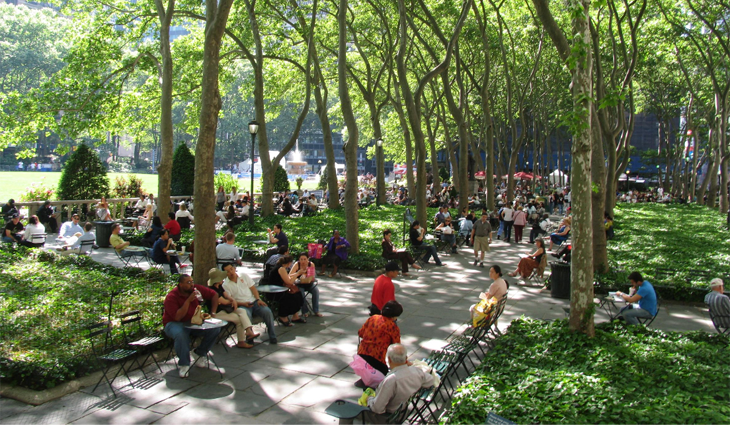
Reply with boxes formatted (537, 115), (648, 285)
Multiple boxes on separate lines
(175, 210), (194, 220)
(71, 231), (96, 248)
(134, 199), (148, 209)
(229, 191), (240, 202)
(216, 211), (227, 222)
(59, 221), (84, 238)
(502, 207), (514, 221)
(23, 223), (45, 240)
(222, 273), (257, 304)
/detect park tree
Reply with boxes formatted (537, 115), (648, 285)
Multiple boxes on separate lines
(57, 144), (110, 201)
(170, 143), (195, 196)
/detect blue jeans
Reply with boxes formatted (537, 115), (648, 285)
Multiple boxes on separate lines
(2, 236), (16, 243)
(238, 304), (276, 339)
(503, 220), (513, 241)
(164, 321), (221, 366)
(298, 284), (320, 314)
(414, 244), (441, 265)
(497, 221), (504, 237)
(618, 306), (654, 325)
(441, 234), (457, 252)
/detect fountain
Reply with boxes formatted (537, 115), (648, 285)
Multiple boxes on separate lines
(287, 139), (308, 176)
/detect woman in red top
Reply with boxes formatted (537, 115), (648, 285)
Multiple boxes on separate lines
(357, 300), (403, 376)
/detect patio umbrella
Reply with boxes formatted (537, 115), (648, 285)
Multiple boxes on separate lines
(514, 171), (534, 180)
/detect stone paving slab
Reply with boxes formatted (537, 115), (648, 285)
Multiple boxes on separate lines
(1, 228), (718, 424)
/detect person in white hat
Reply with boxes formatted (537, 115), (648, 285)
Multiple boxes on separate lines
(705, 278), (730, 329)
(207, 268), (258, 348)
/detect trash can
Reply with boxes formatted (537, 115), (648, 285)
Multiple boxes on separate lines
(94, 221), (115, 248)
(550, 261), (571, 299)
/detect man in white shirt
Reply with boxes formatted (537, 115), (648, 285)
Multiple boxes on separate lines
(58, 222), (96, 254)
(57, 214), (84, 241)
(221, 264), (277, 343)
(216, 232), (242, 265)
(340, 344), (434, 424)
(133, 195), (148, 212)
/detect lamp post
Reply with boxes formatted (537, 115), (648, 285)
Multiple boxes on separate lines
(248, 120), (259, 226)
(376, 139), (384, 206)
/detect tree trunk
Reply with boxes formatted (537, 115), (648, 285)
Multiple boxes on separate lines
(312, 68), (340, 209)
(392, 91), (415, 197)
(591, 107), (607, 272)
(155, 0), (174, 225)
(338, 0), (359, 253)
(192, 0), (235, 285)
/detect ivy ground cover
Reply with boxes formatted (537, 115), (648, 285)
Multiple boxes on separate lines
(0, 248), (173, 390)
(606, 203), (730, 301)
(445, 318), (730, 424)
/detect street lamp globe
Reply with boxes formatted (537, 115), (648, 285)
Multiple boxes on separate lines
(376, 139), (383, 147)
(248, 120), (259, 135)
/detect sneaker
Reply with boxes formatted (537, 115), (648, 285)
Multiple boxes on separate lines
(190, 351), (208, 367)
(178, 365), (190, 378)
(179, 264), (189, 268)
(473, 259), (478, 266)
(269, 338), (278, 345)
(479, 262), (485, 268)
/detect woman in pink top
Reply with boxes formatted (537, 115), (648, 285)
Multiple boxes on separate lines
(512, 206), (527, 243)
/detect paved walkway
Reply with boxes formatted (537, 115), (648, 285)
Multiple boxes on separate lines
(0, 230), (716, 424)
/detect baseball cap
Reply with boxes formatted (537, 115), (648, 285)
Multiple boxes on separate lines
(710, 278), (724, 288)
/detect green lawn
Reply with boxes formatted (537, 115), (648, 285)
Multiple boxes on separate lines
(0, 171), (321, 201)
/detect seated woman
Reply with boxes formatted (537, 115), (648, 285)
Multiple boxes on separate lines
(435, 217), (458, 253)
(207, 267), (257, 348)
(226, 205), (242, 229)
(278, 198), (296, 216)
(137, 204), (154, 229)
(21, 215), (45, 247)
(548, 217), (571, 250)
(381, 229), (420, 276)
(509, 240), (546, 278)
(289, 252), (322, 317)
(96, 196), (112, 221)
(604, 212), (614, 240)
(175, 203), (194, 225)
(269, 255), (305, 326)
(141, 216), (164, 247)
(470, 265), (508, 319)
(356, 300), (403, 380)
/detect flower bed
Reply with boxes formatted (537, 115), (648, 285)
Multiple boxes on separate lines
(445, 318), (730, 424)
(0, 248), (173, 390)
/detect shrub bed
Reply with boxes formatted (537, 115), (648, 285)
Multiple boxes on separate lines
(0, 248), (173, 390)
(605, 203), (730, 302)
(445, 318), (730, 424)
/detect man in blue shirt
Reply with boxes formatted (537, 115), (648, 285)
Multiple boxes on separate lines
(616, 271), (658, 325)
(152, 229), (184, 274)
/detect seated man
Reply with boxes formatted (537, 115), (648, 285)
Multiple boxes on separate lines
(133, 195), (148, 214)
(163, 274), (221, 378)
(2, 199), (19, 221)
(3, 214), (24, 244)
(164, 212), (181, 241)
(705, 278), (730, 329)
(35, 200), (58, 233)
(265, 223), (288, 258)
(615, 271), (658, 325)
(110, 223), (147, 260)
(152, 229), (184, 274)
(369, 262), (400, 315)
(529, 213), (551, 244)
(222, 263), (278, 344)
(435, 217), (457, 254)
(409, 221), (442, 266)
(340, 343), (435, 424)
(321, 229), (351, 277)
(58, 214), (84, 241)
(266, 245), (289, 267)
(58, 222), (96, 254)
(216, 232), (242, 266)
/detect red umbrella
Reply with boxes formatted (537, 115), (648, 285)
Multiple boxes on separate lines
(394, 169), (406, 175)
(474, 171), (486, 180)
(514, 172), (534, 180)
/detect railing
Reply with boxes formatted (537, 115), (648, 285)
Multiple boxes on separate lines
(14, 196), (193, 227)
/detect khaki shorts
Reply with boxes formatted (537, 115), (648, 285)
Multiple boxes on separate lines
(474, 236), (490, 252)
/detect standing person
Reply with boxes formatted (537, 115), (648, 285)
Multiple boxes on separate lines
(381, 229), (420, 276)
(321, 229), (351, 277)
(501, 203), (514, 243)
(615, 272), (658, 325)
(512, 206), (527, 244)
(408, 221), (442, 266)
(35, 201), (58, 233)
(229, 187), (240, 203)
(206, 268), (257, 348)
(163, 274), (221, 378)
(471, 212), (492, 268)
(369, 262), (400, 315)
(216, 186), (226, 211)
(705, 278), (730, 329)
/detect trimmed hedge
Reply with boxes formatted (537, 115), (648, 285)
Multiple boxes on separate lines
(445, 318), (730, 424)
(0, 248), (173, 390)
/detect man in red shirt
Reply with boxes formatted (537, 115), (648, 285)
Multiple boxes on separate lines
(164, 212), (181, 240)
(163, 274), (220, 378)
(369, 262), (400, 315)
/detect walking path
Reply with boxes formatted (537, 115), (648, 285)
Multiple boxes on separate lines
(0, 229), (716, 424)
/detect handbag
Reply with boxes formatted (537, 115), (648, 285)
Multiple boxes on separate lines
(191, 305), (204, 325)
(307, 242), (323, 259)
(472, 296), (498, 327)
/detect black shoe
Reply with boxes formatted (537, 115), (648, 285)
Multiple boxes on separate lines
(473, 259), (478, 266)
(269, 338), (278, 344)
(354, 379), (366, 389)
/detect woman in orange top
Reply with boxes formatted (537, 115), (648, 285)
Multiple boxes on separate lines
(357, 300), (403, 377)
